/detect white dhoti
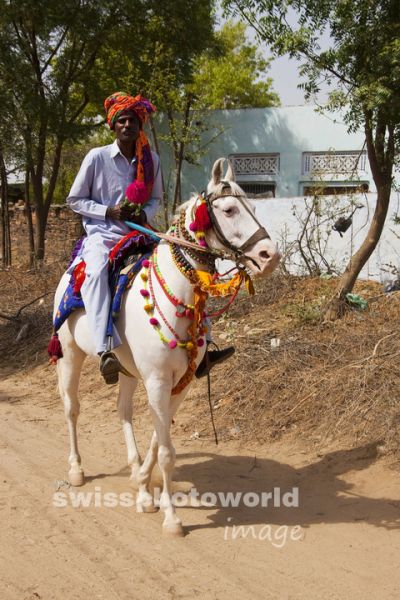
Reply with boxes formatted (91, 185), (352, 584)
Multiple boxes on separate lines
(80, 232), (123, 353)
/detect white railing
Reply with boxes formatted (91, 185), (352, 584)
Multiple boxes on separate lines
(302, 151), (367, 175)
(229, 153), (280, 176)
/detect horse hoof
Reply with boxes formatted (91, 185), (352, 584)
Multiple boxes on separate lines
(69, 469), (85, 487)
(163, 521), (184, 537)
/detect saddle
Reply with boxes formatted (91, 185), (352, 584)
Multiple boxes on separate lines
(52, 229), (156, 336)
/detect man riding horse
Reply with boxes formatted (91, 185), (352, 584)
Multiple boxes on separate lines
(66, 91), (234, 384)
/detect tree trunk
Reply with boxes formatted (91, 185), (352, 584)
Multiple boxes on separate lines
(149, 117), (169, 228)
(0, 149), (11, 267)
(324, 181), (392, 321)
(171, 94), (193, 215)
(324, 114), (394, 321)
(24, 170), (35, 268)
(30, 138), (64, 261)
(34, 204), (46, 261)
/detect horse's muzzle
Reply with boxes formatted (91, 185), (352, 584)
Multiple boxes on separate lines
(243, 239), (281, 277)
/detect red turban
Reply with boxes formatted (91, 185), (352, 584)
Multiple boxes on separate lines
(104, 92), (156, 129)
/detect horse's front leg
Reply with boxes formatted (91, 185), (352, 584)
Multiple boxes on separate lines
(136, 388), (189, 516)
(57, 344), (86, 486)
(135, 430), (158, 513)
(145, 377), (184, 536)
(117, 373), (142, 481)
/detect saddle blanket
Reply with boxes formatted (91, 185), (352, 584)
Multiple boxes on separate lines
(53, 229), (156, 336)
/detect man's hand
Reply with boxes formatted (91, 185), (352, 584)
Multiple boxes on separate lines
(119, 204), (147, 225)
(106, 204), (147, 225)
(106, 206), (122, 220)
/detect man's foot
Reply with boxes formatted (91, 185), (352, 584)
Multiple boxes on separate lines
(99, 351), (121, 385)
(195, 346), (235, 379)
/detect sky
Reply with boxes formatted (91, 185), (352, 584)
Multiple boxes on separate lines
(217, 4), (333, 106)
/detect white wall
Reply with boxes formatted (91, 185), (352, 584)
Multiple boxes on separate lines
(253, 191), (400, 282)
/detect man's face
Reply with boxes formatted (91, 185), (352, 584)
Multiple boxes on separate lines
(113, 110), (140, 144)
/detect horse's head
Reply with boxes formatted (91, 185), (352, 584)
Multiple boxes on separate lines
(203, 158), (280, 277)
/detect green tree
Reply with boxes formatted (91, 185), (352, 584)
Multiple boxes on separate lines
(0, 0), (218, 255)
(0, 0), (138, 260)
(115, 2), (218, 219)
(191, 20), (280, 109)
(224, 0), (400, 319)
(127, 18), (280, 217)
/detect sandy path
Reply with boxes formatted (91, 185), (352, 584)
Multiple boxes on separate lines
(1, 361), (400, 600)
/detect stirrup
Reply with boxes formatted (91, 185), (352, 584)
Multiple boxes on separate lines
(195, 345), (235, 379)
(99, 351), (133, 385)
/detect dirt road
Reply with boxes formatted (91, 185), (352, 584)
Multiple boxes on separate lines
(1, 360), (400, 600)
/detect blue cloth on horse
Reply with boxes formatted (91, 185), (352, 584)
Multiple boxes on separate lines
(53, 232), (155, 334)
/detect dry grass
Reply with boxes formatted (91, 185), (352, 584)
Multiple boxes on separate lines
(1, 250), (400, 456)
(183, 274), (400, 455)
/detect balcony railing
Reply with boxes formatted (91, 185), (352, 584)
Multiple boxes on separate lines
(302, 151), (367, 175)
(229, 153), (280, 176)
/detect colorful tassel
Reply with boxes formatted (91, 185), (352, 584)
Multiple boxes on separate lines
(194, 202), (212, 231)
(47, 333), (63, 364)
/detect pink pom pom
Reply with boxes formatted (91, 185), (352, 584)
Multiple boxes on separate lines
(185, 308), (194, 319)
(169, 340), (177, 349)
(140, 289), (150, 297)
(189, 222), (197, 232)
(197, 338), (205, 347)
(125, 180), (149, 204)
(142, 259), (150, 268)
(199, 239), (207, 247)
(149, 317), (159, 326)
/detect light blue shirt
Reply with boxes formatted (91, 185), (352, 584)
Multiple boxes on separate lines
(67, 140), (162, 237)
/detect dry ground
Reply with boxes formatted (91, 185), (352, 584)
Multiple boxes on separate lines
(1, 358), (400, 600)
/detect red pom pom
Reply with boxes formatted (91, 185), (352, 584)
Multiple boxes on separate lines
(125, 181), (149, 204)
(47, 333), (63, 363)
(194, 203), (211, 231)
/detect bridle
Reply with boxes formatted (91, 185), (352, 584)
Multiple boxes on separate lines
(204, 181), (271, 266)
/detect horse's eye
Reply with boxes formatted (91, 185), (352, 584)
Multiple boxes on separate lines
(223, 207), (235, 216)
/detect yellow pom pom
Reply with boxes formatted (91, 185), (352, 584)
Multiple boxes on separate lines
(144, 303), (154, 312)
(186, 341), (194, 351)
(140, 273), (148, 281)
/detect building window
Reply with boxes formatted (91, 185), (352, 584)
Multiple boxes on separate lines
(229, 153), (280, 176)
(238, 182), (276, 197)
(302, 151), (367, 175)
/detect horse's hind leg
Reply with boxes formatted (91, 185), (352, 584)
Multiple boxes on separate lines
(118, 373), (142, 481)
(57, 345), (86, 486)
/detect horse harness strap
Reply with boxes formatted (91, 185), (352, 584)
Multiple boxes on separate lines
(205, 184), (270, 261)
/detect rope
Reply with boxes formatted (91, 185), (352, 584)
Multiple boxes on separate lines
(206, 366), (218, 445)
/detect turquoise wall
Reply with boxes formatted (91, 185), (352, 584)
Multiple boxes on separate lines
(156, 106), (383, 200)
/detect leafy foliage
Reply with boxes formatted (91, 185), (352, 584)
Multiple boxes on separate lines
(224, 0), (399, 318)
(190, 21), (280, 109)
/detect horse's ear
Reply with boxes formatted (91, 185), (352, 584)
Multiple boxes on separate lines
(224, 160), (235, 182)
(211, 158), (225, 187)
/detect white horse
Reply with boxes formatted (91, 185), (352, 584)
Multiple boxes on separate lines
(54, 158), (280, 536)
